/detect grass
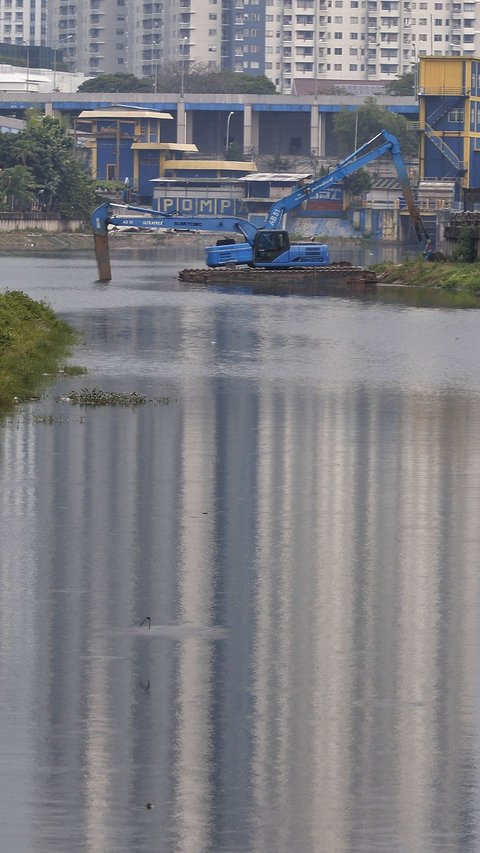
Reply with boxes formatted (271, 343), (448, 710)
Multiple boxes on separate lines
(0, 290), (77, 412)
(372, 258), (480, 293)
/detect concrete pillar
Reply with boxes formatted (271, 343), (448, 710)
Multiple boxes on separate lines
(243, 104), (252, 153)
(185, 110), (192, 144)
(319, 112), (326, 157)
(249, 108), (260, 157)
(44, 101), (53, 116)
(177, 101), (186, 145)
(310, 106), (326, 157)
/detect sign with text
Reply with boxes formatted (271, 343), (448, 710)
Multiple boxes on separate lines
(156, 197), (247, 217)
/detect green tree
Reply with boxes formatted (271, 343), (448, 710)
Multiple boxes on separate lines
(384, 71), (415, 96)
(342, 169), (372, 196)
(140, 62), (276, 95)
(0, 165), (36, 211)
(78, 73), (154, 93)
(0, 112), (95, 216)
(264, 154), (291, 171)
(452, 225), (476, 262)
(333, 97), (417, 158)
(225, 142), (247, 161)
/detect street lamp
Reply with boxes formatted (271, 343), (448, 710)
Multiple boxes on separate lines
(411, 44), (418, 102)
(180, 36), (188, 99)
(53, 34), (73, 92)
(22, 40), (30, 92)
(152, 40), (159, 93)
(225, 111), (234, 156)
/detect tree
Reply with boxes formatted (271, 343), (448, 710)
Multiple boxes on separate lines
(0, 112), (95, 216)
(385, 72), (415, 96)
(333, 97), (417, 158)
(0, 165), (36, 211)
(78, 73), (154, 93)
(342, 169), (372, 196)
(140, 62), (276, 95)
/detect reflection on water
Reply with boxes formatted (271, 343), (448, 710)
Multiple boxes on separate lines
(1, 248), (480, 852)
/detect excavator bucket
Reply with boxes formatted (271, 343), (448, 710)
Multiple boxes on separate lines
(94, 233), (112, 282)
(92, 203), (112, 281)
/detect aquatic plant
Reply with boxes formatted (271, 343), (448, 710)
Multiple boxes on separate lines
(61, 365), (88, 376)
(67, 387), (147, 406)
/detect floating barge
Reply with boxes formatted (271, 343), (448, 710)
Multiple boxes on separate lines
(179, 263), (378, 295)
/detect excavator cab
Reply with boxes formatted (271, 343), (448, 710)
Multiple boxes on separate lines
(253, 230), (290, 263)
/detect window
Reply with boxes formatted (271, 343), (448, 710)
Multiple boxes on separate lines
(448, 108), (464, 122)
(334, 30), (342, 37)
(334, 46), (342, 53)
(349, 62), (358, 69)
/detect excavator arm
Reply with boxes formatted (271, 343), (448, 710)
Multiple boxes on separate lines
(92, 202), (259, 281)
(265, 129), (429, 243)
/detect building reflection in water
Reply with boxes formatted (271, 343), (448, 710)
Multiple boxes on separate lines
(1, 329), (480, 852)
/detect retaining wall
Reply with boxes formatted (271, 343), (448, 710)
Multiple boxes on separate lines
(0, 214), (86, 232)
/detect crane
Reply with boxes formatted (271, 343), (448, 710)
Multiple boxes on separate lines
(92, 129), (428, 281)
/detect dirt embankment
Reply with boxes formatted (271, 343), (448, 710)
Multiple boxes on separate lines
(0, 229), (215, 252)
(0, 231), (94, 252)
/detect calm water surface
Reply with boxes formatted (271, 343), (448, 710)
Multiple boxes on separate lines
(1, 243), (480, 852)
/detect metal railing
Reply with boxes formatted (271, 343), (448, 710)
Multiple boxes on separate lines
(418, 86), (470, 96)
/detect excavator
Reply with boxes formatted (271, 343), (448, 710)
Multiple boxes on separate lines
(92, 129), (429, 281)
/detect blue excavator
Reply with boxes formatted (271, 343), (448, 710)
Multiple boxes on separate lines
(92, 129), (429, 281)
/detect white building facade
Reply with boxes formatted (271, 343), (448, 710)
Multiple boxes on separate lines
(264, 0), (480, 93)
(1, 0), (480, 89)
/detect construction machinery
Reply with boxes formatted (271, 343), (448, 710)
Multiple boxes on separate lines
(92, 129), (429, 281)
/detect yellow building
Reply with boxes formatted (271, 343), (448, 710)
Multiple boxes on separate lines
(418, 56), (480, 199)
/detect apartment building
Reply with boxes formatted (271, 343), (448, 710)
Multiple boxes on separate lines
(0, 0), (47, 46)
(262, 0), (480, 93)
(128, 0), (162, 80)
(1, 0), (480, 88)
(132, 0), (480, 93)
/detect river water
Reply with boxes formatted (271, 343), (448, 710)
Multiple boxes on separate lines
(1, 242), (480, 852)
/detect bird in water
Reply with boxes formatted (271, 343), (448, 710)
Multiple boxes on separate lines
(141, 617), (151, 629)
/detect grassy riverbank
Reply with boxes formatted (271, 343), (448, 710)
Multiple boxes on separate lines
(374, 258), (480, 294)
(0, 291), (77, 411)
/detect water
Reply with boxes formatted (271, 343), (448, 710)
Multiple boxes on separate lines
(1, 243), (480, 852)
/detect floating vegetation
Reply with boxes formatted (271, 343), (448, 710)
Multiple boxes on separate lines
(66, 387), (147, 406)
(53, 388), (176, 408)
(32, 413), (69, 424)
(61, 365), (88, 376)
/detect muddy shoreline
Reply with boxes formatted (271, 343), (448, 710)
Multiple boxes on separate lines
(0, 230), (198, 252)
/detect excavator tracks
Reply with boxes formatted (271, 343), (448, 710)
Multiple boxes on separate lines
(179, 264), (378, 292)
